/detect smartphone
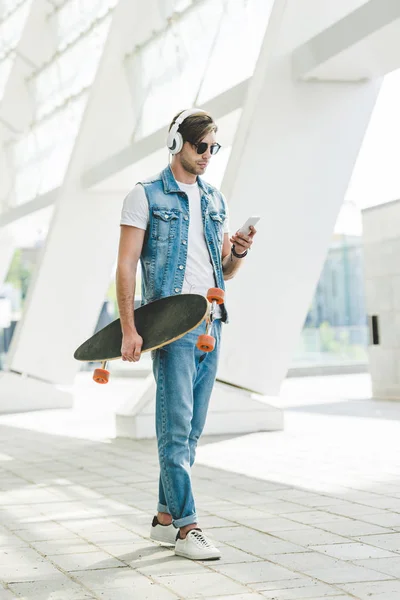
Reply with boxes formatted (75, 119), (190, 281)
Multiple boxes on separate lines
(238, 216), (260, 235)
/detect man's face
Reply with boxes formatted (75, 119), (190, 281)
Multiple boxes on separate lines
(179, 131), (217, 176)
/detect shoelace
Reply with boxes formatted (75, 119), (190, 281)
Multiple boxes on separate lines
(188, 530), (213, 548)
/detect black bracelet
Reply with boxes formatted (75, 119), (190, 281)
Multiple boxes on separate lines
(231, 244), (248, 259)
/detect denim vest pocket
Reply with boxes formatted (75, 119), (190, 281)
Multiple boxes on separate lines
(151, 208), (180, 241)
(209, 211), (226, 244)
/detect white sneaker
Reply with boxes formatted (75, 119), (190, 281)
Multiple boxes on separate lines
(150, 516), (177, 545)
(175, 528), (221, 560)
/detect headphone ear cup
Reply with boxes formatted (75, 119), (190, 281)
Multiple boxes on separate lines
(170, 131), (183, 155)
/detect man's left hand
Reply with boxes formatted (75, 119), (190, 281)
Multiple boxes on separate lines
(230, 225), (257, 255)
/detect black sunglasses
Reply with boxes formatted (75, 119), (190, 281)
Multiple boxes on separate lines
(188, 140), (221, 155)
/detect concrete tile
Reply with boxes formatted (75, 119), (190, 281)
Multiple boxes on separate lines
(112, 542), (176, 567)
(152, 572), (251, 598)
(353, 556), (400, 578)
(91, 541), (155, 557)
(338, 579), (400, 599)
(360, 512), (400, 528)
(94, 587), (178, 600)
(240, 517), (310, 533)
(207, 545), (263, 564)
(12, 523), (77, 542)
(217, 508), (273, 522)
(263, 551), (344, 573)
(79, 528), (144, 544)
(252, 501), (317, 515)
(207, 526), (253, 543)
(225, 535), (307, 557)
(320, 504), (389, 519)
(305, 564), (391, 584)
(0, 533), (28, 548)
(0, 586), (18, 600)
(273, 529), (349, 547)
(0, 547), (50, 566)
(202, 595), (264, 600)
(260, 584), (350, 598)
(248, 577), (314, 592)
(312, 519), (392, 537)
(356, 532), (400, 551)
(310, 542), (398, 560)
(212, 561), (300, 584)
(137, 555), (209, 576)
(59, 518), (127, 534)
(8, 576), (94, 599)
(199, 516), (239, 528)
(71, 566), (167, 589)
(283, 511), (344, 526)
(345, 494), (400, 511)
(47, 551), (125, 572)
(0, 560), (62, 584)
(30, 538), (100, 556)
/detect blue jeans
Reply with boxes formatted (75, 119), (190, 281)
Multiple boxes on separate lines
(151, 319), (222, 528)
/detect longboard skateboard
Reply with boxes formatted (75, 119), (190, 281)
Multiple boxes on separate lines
(74, 287), (224, 384)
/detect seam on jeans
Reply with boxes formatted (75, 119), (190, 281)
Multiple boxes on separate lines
(158, 350), (177, 517)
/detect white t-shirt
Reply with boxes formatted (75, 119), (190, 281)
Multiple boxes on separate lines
(120, 180), (229, 318)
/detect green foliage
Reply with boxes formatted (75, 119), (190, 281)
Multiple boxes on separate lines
(6, 249), (31, 300)
(319, 321), (366, 360)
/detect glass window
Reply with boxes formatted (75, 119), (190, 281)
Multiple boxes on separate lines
(11, 95), (86, 204)
(0, 0), (32, 98)
(198, 0), (273, 104)
(8, 0), (116, 205)
(127, 0), (273, 140)
(33, 19), (110, 118)
(128, 1), (224, 139)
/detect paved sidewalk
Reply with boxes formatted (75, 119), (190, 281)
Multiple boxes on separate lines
(1, 374), (400, 599)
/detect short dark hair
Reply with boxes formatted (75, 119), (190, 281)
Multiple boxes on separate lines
(169, 110), (218, 145)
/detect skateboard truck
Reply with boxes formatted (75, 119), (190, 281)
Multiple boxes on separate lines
(93, 361), (110, 384)
(196, 287), (225, 353)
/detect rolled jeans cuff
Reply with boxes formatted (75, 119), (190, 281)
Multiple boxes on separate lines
(157, 502), (170, 514)
(173, 513), (198, 528)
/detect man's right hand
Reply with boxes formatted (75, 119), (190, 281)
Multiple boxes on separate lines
(121, 331), (143, 362)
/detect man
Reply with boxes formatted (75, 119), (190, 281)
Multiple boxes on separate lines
(117, 108), (256, 560)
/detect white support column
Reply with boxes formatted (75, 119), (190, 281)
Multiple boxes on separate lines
(217, 0), (387, 399)
(292, 0), (400, 82)
(362, 200), (400, 400)
(0, 0), (57, 144)
(2, 1), (171, 409)
(0, 0), (57, 218)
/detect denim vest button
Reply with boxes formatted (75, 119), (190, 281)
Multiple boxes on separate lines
(182, 240), (187, 245)
(179, 265), (184, 270)
(175, 288), (180, 293)
(184, 216), (189, 221)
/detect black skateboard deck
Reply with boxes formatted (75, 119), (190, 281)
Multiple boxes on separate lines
(74, 294), (209, 362)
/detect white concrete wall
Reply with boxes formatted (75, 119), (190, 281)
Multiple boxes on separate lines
(5, 0), (168, 386)
(363, 199), (400, 399)
(219, 0), (383, 395)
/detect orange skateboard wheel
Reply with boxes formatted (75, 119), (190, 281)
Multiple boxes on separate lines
(207, 287), (225, 305)
(196, 334), (215, 352)
(93, 368), (110, 384)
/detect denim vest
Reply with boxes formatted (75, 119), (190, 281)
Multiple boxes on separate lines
(139, 165), (228, 323)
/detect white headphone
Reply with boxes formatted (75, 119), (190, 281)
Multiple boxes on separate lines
(167, 108), (206, 155)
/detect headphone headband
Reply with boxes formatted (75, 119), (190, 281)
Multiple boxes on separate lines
(167, 108), (207, 155)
